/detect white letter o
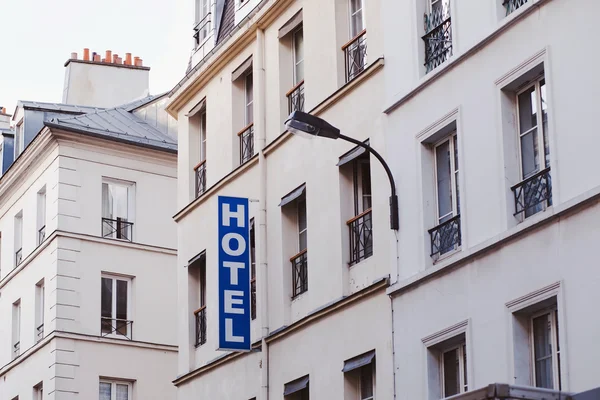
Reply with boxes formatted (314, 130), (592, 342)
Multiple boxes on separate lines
(222, 233), (246, 256)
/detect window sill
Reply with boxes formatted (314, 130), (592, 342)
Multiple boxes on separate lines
(291, 291), (308, 303)
(432, 247), (461, 265)
(348, 254), (374, 268)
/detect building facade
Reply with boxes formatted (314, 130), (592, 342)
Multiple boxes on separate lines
(168, 0), (600, 399)
(0, 54), (179, 400)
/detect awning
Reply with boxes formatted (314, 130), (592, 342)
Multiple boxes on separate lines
(336, 139), (370, 167)
(283, 375), (309, 396)
(232, 56), (253, 82)
(278, 10), (303, 38)
(186, 98), (206, 117)
(342, 350), (375, 373)
(187, 250), (206, 267)
(279, 183), (306, 207)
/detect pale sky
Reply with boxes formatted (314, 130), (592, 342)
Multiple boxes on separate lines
(0, 0), (193, 116)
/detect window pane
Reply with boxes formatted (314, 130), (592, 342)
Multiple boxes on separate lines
(99, 383), (111, 400)
(101, 278), (113, 319)
(533, 314), (554, 389)
(351, 10), (364, 37)
(299, 231), (307, 252)
(116, 384), (129, 400)
(361, 162), (372, 211)
(246, 73), (254, 124)
(518, 86), (538, 134)
(436, 141), (453, 222)
(116, 280), (128, 321)
(463, 345), (468, 391)
(520, 129), (539, 178)
(540, 80), (550, 169)
(294, 29), (304, 83)
(443, 348), (460, 396)
(360, 364), (374, 399)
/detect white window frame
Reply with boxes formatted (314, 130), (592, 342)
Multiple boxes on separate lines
(245, 72), (254, 125)
(12, 299), (21, 359)
(99, 380), (133, 400)
(101, 274), (133, 339)
(359, 363), (375, 400)
(530, 307), (561, 390)
(194, 0), (211, 47)
(14, 211), (23, 267)
(297, 197), (307, 252)
(15, 119), (24, 154)
(440, 342), (468, 397)
(349, 0), (365, 38)
(292, 27), (304, 85)
(516, 76), (548, 181)
(37, 186), (47, 246)
(433, 133), (459, 225)
(33, 382), (43, 400)
(200, 110), (207, 162)
(102, 178), (136, 240)
(35, 279), (45, 342)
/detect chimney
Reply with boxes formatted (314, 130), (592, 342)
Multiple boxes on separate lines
(112, 54), (119, 63)
(125, 53), (132, 66)
(83, 48), (90, 61)
(1, 107), (5, 114)
(105, 50), (112, 63)
(71, 52), (78, 60)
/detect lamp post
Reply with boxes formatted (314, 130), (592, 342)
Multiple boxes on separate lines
(285, 111), (399, 230)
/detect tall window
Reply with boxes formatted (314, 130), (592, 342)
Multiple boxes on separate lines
(245, 72), (254, 125)
(349, 0), (365, 37)
(101, 275), (132, 340)
(346, 152), (373, 265)
(193, 107), (208, 198)
(36, 279), (45, 342)
(12, 299), (21, 359)
(531, 309), (561, 390)
(102, 180), (134, 241)
(200, 110), (207, 162)
(292, 195), (308, 297)
(194, 0), (211, 46)
(343, 351), (375, 400)
(191, 253), (207, 347)
(37, 186), (47, 245)
(441, 342), (468, 397)
(33, 382), (43, 400)
(297, 197), (307, 253)
(250, 220), (257, 320)
(424, 0), (452, 73)
(100, 380), (132, 400)
(293, 28), (304, 85)
(14, 211), (23, 267)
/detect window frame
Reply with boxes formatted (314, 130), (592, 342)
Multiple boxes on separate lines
(199, 109), (207, 162)
(100, 274), (133, 339)
(440, 342), (468, 397)
(37, 186), (47, 246)
(359, 363), (375, 400)
(14, 211), (23, 267)
(99, 379), (133, 400)
(101, 178), (136, 241)
(36, 279), (45, 342)
(297, 196), (307, 253)
(349, 0), (365, 38)
(33, 382), (43, 400)
(433, 132), (459, 225)
(245, 71), (254, 126)
(530, 307), (561, 390)
(292, 27), (304, 86)
(15, 119), (24, 154)
(12, 299), (21, 359)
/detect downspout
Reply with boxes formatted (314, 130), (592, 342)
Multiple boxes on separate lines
(256, 28), (269, 400)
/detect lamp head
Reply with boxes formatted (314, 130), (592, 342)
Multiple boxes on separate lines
(285, 111), (341, 140)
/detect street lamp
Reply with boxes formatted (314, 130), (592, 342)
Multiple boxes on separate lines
(285, 111), (399, 230)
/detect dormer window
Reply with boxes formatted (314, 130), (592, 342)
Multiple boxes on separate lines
(194, 0), (212, 47)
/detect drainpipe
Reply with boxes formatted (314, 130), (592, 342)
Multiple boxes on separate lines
(256, 27), (269, 400)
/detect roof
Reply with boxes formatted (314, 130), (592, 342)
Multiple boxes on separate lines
(46, 107), (177, 153)
(119, 92), (168, 112)
(18, 100), (103, 114)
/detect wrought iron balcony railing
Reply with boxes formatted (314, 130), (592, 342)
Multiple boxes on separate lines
(291, 249), (308, 298)
(343, 30), (367, 82)
(287, 80), (305, 114)
(37, 323), (44, 342)
(511, 167), (552, 217)
(38, 225), (46, 245)
(102, 217), (133, 242)
(503, 0), (528, 16)
(423, 3), (452, 73)
(348, 209), (373, 266)
(238, 123), (255, 165)
(195, 306), (207, 347)
(101, 317), (133, 340)
(195, 160), (207, 198)
(428, 214), (461, 258)
(194, 12), (212, 48)
(15, 248), (23, 267)
(13, 341), (20, 358)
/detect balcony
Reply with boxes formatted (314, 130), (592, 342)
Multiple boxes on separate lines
(287, 80), (305, 114)
(38, 225), (46, 245)
(511, 167), (552, 218)
(13, 341), (20, 358)
(15, 248), (23, 267)
(291, 249), (308, 298)
(102, 217), (133, 242)
(238, 123), (255, 165)
(343, 30), (367, 82)
(195, 306), (207, 347)
(101, 317), (133, 340)
(348, 209), (373, 266)
(503, 0), (528, 15)
(194, 12), (212, 49)
(195, 160), (207, 198)
(423, 2), (452, 73)
(36, 323), (44, 342)
(428, 214), (461, 259)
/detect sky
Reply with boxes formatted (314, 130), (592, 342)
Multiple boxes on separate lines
(0, 0), (193, 116)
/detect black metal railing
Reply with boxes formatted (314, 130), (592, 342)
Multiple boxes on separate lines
(195, 161), (207, 198)
(287, 81), (305, 114)
(38, 225), (46, 245)
(36, 323), (44, 342)
(343, 30), (368, 82)
(15, 248), (23, 267)
(503, 0), (528, 15)
(102, 218), (133, 242)
(428, 214), (461, 258)
(101, 318), (133, 340)
(238, 123), (255, 165)
(291, 250), (308, 298)
(512, 167), (552, 217)
(194, 12), (212, 48)
(423, 3), (452, 73)
(13, 341), (20, 357)
(251, 279), (257, 320)
(195, 306), (207, 347)
(348, 209), (373, 266)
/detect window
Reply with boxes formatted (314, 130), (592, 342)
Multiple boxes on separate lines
(194, 0), (211, 47)
(101, 275), (132, 340)
(37, 186), (47, 245)
(245, 72), (254, 126)
(200, 110), (207, 162)
(15, 120), (23, 155)
(429, 133), (461, 259)
(514, 77), (551, 218)
(441, 343), (468, 397)
(424, 326), (468, 400)
(531, 309), (561, 390)
(281, 185), (308, 298)
(293, 28), (304, 85)
(36, 279), (45, 342)
(503, 0), (528, 16)
(349, 0), (365, 38)
(99, 380), (132, 400)
(343, 351), (376, 400)
(33, 382), (43, 400)
(344, 0), (367, 82)
(191, 103), (207, 198)
(190, 252), (207, 347)
(292, 195), (308, 297)
(284, 376), (310, 400)
(423, 0), (452, 73)
(12, 299), (21, 359)
(250, 219), (257, 320)
(102, 179), (134, 242)
(14, 211), (23, 267)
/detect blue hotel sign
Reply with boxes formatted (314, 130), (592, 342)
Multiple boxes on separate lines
(218, 196), (251, 351)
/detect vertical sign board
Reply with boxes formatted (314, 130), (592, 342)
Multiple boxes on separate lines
(218, 196), (251, 351)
